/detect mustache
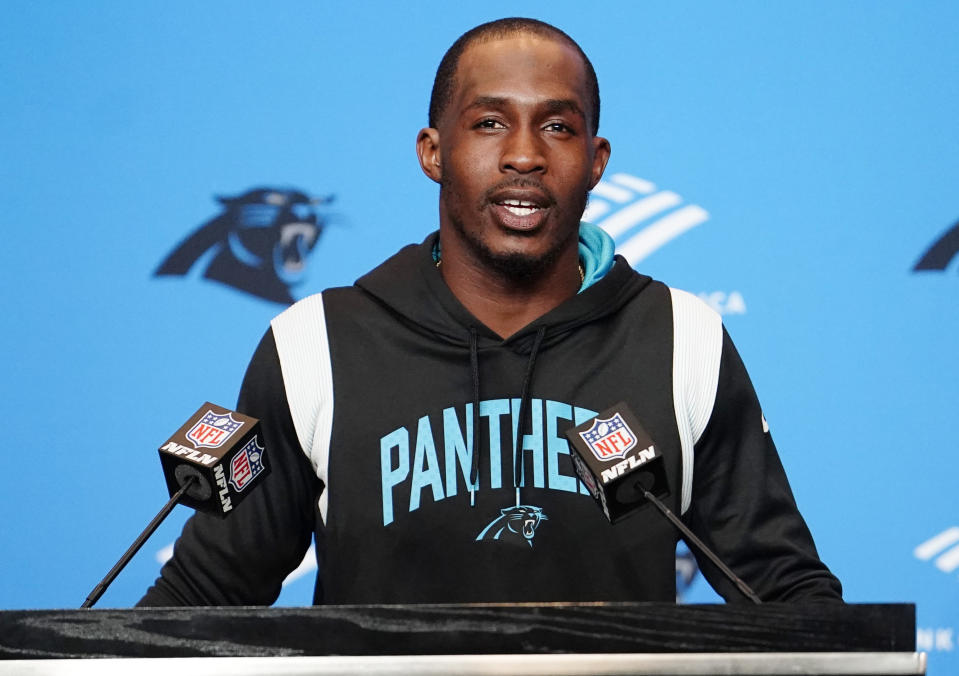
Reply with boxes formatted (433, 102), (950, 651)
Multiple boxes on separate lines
(482, 178), (557, 207)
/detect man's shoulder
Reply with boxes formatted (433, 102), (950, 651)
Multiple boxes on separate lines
(602, 260), (716, 318)
(271, 286), (372, 328)
(598, 268), (722, 349)
(665, 286), (722, 324)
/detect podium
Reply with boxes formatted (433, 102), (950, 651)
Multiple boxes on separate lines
(0, 602), (924, 675)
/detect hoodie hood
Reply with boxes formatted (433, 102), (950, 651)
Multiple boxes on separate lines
(355, 224), (653, 353)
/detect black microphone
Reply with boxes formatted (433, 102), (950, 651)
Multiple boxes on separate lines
(565, 402), (762, 604)
(81, 403), (269, 608)
(157, 402), (269, 516)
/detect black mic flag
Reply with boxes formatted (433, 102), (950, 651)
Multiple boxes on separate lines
(158, 402), (270, 515)
(565, 402), (669, 524)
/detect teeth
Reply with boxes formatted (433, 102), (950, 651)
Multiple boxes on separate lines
(500, 199), (541, 216)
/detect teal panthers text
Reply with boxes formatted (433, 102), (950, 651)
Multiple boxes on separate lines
(379, 398), (596, 525)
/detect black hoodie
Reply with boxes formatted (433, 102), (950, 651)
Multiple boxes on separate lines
(140, 231), (842, 606)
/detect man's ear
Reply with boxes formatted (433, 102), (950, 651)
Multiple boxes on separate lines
(416, 128), (442, 184)
(588, 136), (611, 190)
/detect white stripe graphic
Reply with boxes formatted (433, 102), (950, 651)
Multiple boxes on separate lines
(914, 527), (959, 560)
(582, 201), (611, 223)
(272, 293), (335, 524)
(282, 544), (318, 587)
(669, 288), (722, 514)
(617, 205), (710, 265)
(590, 182), (633, 203)
(597, 191), (681, 238)
(935, 546), (959, 573)
(156, 543), (174, 564)
(610, 173), (656, 194)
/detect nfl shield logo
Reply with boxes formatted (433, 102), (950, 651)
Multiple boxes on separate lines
(187, 410), (243, 449)
(229, 436), (266, 492)
(579, 413), (637, 462)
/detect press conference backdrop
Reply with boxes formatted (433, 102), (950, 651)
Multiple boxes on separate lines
(2, 1), (957, 671)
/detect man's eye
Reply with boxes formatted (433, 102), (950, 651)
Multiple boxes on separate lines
(545, 122), (573, 133)
(476, 119), (504, 129)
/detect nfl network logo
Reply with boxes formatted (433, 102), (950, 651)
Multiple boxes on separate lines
(187, 410), (242, 449)
(585, 173), (710, 266)
(229, 436), (266, 492)
(580, 413), (637, 462)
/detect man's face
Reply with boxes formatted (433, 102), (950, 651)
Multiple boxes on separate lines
(422, 34), (610, 278)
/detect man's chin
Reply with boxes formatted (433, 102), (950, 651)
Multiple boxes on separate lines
(445, 207), (578, 282)
(485, 250), (553, 280)
(470, 235), (576, 282)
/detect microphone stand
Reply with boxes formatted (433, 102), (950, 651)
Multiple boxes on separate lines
(635, 479), (762, 605)
(81, 476), (196, 609)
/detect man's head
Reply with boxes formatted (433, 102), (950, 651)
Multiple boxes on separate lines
(429, 18), (601, 136)
(417, 19), (610, 283)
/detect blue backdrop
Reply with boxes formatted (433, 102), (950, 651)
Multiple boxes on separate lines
(3, 2), (957, 671)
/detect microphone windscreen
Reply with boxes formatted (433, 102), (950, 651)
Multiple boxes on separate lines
(157, 402), (270, 516)
(565, 402), (669, 523)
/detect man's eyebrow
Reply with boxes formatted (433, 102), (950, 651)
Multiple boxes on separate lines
(463, 96), (585, 118)
(541, 98), (584, 118)
(464, 96), (510, 111)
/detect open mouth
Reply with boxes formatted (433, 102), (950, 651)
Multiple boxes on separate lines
(275, 222), (319, 282)
(491, 198), (549, 231)
(500, 199), (542, 217)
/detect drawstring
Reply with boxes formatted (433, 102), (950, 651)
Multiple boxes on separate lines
(512, 326), (547, 507)
(469, 327), (481, 507)
(467, 324), (547, 508)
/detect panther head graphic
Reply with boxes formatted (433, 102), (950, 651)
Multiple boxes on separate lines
(476, 505), (548, 547)
(154, 187), (333, 305)
(914, 219), (959, 272)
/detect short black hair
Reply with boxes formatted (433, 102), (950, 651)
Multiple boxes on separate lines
(428, 18), (601, 135)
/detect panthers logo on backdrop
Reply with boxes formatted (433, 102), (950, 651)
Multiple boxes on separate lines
(914, 219), (959, 272)
(476, 505), (548, 547)
(155, 187), (332, 305)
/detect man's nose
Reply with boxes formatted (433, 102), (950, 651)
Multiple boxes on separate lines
(500, 127), (546, 174)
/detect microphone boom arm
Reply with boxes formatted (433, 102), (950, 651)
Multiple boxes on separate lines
(635, 479), (762, 605)
(81, 475), (197, 609)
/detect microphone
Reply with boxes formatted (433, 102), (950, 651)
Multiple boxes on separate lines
(565, 403), (669, 523)
(566, 402), (762, 604)
(81, 403), (268, 608)
(157, 402), (269, 516)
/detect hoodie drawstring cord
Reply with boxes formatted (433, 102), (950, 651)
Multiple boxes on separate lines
(512, 326), (547, 507)
(469, 327), (481, 507)
(468, 325), (547, 508)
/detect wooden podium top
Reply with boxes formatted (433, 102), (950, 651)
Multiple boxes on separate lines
(0, 602), (924, 674)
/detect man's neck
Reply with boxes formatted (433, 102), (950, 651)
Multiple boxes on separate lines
(438, 240), (581, 339)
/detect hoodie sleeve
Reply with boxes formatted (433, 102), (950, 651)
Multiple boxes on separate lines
(137, 328), (319, 606)
(682, 328), (843, 602)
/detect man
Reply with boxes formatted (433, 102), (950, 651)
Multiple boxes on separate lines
(140, 18), (841, 606)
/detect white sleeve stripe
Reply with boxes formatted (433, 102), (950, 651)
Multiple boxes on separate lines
(270, 293), (334, 524)
(669, 288), (723, 514)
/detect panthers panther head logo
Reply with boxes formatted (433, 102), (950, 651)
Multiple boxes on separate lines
(154, 187), (333, 305)
(476, 505), (548, 547)
(914, 219), (959, 272)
